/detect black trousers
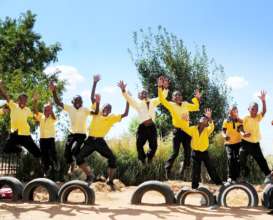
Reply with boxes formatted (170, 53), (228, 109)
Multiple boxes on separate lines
(239, 140), (271, 177)
(165, 127), (191, 170)
(3, 132), (41, 157)
(76, 136), (116, 168)
(225, 143), (241, 180)
(191, 150), (222, 189)
(40, 138), (57, 173)
(64, 133), (86, 164)
(136, 123), (157, 162)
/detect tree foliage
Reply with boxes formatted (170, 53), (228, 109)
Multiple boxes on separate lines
(129, 26), (230, 135)
(0, 11), (65, 146)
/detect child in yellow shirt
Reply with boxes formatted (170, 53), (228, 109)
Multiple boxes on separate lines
(222, 105), (242, 182)
(239, 91), (273, 183)
(0, 81), (41, 158)
(76, 91), (129, 186)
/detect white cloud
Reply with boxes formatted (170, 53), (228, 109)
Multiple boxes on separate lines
(226, 76), (248, 90)
(81, 90), (90, 100)
(44, 65), (85, 90)
(101, 86), (118, 95)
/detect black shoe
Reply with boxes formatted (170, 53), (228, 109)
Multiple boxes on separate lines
(85, 175), (95, 185)
(106, 179), (115, 191)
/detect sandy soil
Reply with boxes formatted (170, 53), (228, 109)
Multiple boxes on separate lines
(0, 181), (272, 220)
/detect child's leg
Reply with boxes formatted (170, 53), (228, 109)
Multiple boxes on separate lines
(71, 134), (86, 157)
(233, 143), (241, 180)
(95, 139), (117, 182)
(203, 151), (222, 185)
(76, 137), (96, 177)
(3, 132), (22, 154)
(180, 130), (192, 174)
(40, 138), (50, 174)
(136, 124), (148, 163)
(239, 141), (250, 178)
(21, 136), (41, 158)
(165, 128), (183, 171)
(146, 124), (158, 162)
(250, 143), (271, 176)
(191, 150), (202, 189)
(64, 134), (75, 165)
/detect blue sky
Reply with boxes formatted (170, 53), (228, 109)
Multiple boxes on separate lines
(1, 0), (273, 154)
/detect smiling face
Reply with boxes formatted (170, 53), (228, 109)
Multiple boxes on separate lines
(72, 96), (83, 109)
(138, 90), (148, 100)
(18, 94), (28, 108)
(102, 104), (112, 116)
(229, 106), (238, 119)
(172, 91), (183, 104)
(248, 102), (258, 117)
(44, 104), (53, 118)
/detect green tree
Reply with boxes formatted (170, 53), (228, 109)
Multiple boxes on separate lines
(0, 11), (65, 148)
(129, 26), (230, 135)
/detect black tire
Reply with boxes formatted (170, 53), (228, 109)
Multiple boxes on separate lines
(176, 186), (215, 207)
(217, 182), (258, 207)
(58, 180), (95, 205)
(262, 184), (273, 209)
(131, 180), (175, 205)
(22, 178), (59, 203)
(0, 176), (24, 202)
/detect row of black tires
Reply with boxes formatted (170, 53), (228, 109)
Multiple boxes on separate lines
(1, 177), (273, 210)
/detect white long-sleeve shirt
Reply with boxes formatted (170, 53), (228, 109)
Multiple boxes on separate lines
(122, 90), (168, 123)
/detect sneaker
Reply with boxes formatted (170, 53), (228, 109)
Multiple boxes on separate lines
(85, 175), (95, 185)
(264, 174), (273, 184)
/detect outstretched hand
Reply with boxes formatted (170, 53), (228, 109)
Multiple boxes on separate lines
(204, 108), (212, 120)
(195, 89), (202, 100)
(49, 81), (56, 92)
(117, 80), (127, 92)
(93, 74), (101, 83)
(258, 90), (267, 102)
(157, 76), (164, 87)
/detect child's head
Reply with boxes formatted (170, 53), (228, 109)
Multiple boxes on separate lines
(43, 103), (53, 118)
(248, 102), (258, 117)
(172, 90), (183, 104)
(198, 116), (209, 127)
(138, 90), (148, 100)
(229, 105), (238, 118)
(102, 103), (112, 116)
(72, 95), (83, 109)
(17, 94), (28, 108)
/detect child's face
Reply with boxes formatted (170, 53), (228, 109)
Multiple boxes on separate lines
(72, 97), (83, 109)
(18, 95), (28, 108)
(102, 104), (112, 116)
(230, 108), (238, 118)
(172, 91), (183, 104)
(249, 104), (258, 117)
(199, 116), (209, 127)
(44, 105), (53, 118)
(138, 90), (148, 100)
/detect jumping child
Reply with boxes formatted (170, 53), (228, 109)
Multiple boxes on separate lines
(239, 91), (273, 183)
(222, 105), (242, 182)
(117, 80), (168, 164)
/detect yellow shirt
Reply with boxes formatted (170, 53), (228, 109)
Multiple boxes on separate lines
(63, 104), (90, 134)
(122, 90), (168, 123)
(175, 115), (214, 152)
(242, 113), (263, 143)
(222, 119), (242, 145)
(158, 87), (199, 127)
(35, 112), (56, 139)
(89, 114), (122, 137)
(7, 100), (33, 135)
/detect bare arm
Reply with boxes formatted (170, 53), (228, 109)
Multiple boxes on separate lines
(258, 90), (267, 117)
(0, 80), (10, 102)
(49, 82), (64, 109)
(91, 94), (100, 115)
(121, 102), (129, 118)
(91, 74), (100, 104)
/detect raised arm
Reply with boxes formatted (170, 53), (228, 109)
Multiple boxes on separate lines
(32, 93), (39, 114)
(184, 89), (200, 112)
(49, 81), (64, 109)
(258, 90), (267, 117)
(0, 80), (10, 102)
(91, 74), (100, 104)
(121, 102), (129, 118)
(118, 80), (139, 110)
(204, 108), (214, 136)
(91, 94), (100, 115)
